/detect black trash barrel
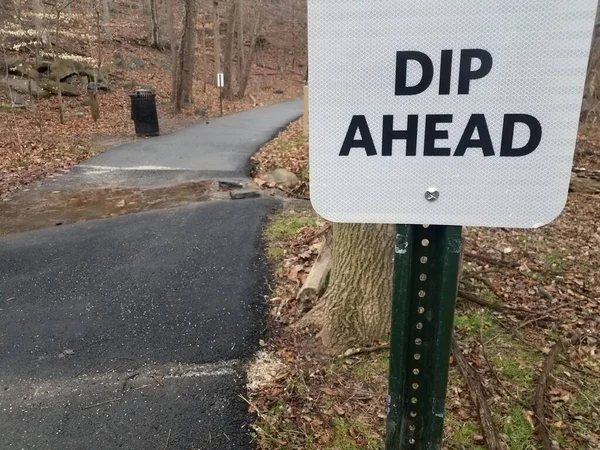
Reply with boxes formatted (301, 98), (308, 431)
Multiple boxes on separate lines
(130, 88), (159, 137)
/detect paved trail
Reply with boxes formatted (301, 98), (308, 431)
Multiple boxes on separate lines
(0, 100), (303, 449)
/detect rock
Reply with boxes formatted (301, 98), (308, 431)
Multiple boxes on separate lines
(129, 57), (145, 69)
(0, 77), (51, 98)
(47, 59), (78, 82)
(195, 108), (207, 118)
(113, 52), (127, 69)
(63, 74), (79, 84)
(3, 58), (38, 79)
(87, 81), (109, 91)
(78, 65), (108, 84)
(38, 79), (80, 97)
(8, 90), (26, 107)
(265, 168), (299, 188)
(0, 56), (20, 72)
(230, 190), (261, 200)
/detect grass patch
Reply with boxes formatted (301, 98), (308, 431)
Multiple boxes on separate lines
(266, 246), (285, 261)
(351, 353), (389, 382)
(328, 417), (380, 450)
(543, 252), (566, 272)
(503, 406), (536, 450)
(454, 308), (496, 340)
(265, 211), (319, 241)
(446, 419), (486, 450)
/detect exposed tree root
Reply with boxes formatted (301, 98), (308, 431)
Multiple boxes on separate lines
(464, 251), (520, 269)
(534, 342), (562, 450)
(452, 335), (501, 450)
(458, 290), (533, 318)
(341, 343), (390, 358)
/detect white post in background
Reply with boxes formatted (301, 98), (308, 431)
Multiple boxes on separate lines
(217, 72), (225, 116)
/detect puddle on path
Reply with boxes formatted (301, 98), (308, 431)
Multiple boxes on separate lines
(0, 181), (225, 236)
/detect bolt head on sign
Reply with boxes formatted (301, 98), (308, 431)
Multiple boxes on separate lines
(308, 0), (598, 228)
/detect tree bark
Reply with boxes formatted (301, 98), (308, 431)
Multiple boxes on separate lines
(174, 0), (198, 112)
(236, 2), (262, 98)
(223, 0), (237, 100)
(167, 0), (177, 102)
(102, 0), (111, 36)
(54, 9), (64, 124)
(534, 342), (562, 450)
(213, 0), (221, 84)
(582, 0), (600, 121)
(149, 0), (161, 48)
(33, 0), (43, 34)
(201, 23), (209, 92)
(452, 336), (501, 450)
(306, 223), (394, 352)
(237, 0), (244, 77)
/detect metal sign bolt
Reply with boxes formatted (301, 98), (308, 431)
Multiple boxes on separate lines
(425, 188), (440, 202)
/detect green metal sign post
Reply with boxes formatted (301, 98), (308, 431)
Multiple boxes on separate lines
(386, 224), (463, 450)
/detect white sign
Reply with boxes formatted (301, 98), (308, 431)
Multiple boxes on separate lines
(308, 0), (597, 228)
(217, 72), (225, 88)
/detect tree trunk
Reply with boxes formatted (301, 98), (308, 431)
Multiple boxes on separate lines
(33, 0), (43, 34)
(582, 0), (600, 121)
(310, 223), (394, 352)
(237, 0), (244, 77)
(174, 0), (198, 112)
(102, 0), (111, 36)
(167, 0), (177, 102)
(213, 0), (221, 84)
(149, 0), (161, 48)
(223, 0), (237, 100)
(236, 3), (262, 98)
(201, 23), (209, 92)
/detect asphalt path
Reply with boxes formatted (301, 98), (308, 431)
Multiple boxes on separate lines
(54, 99), (304, 189)
(0, 100), (303, 449)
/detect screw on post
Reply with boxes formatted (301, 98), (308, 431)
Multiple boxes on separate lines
(386, 224), (462, 450)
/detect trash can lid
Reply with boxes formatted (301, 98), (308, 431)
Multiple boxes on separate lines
(133, 87), (154, 96)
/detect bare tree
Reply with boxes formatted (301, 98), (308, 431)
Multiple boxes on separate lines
(200, 22), (209, 92)
(149, 0), (161, 48)
(223, 0), (237, 100)
(582, 2), (600, 121)
(33, 0), (44, 33)
(213, 0), (221, 82)
(47, 0), (77, 124)
(174, 0), (198, 112)
(101, 0), (110, 36)
(237, 0), (244, 76)
(167, 0), (177, 102)
(237, 1), (263, 98)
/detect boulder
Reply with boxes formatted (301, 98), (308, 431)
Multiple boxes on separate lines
(63, 74), (80, 84)
(0, 56), (20, 72)
(265, 168), (299, 188)
(47, 59), (78, 82)
(113, 52), (127, 69)
(79, 67), (108, 84)
(87, 81), (109, 91)
(0, 77), (51, 98)
(8, 90), (26, 107)
(129, 57), (145, 69)
(38, 79), (81, 96)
